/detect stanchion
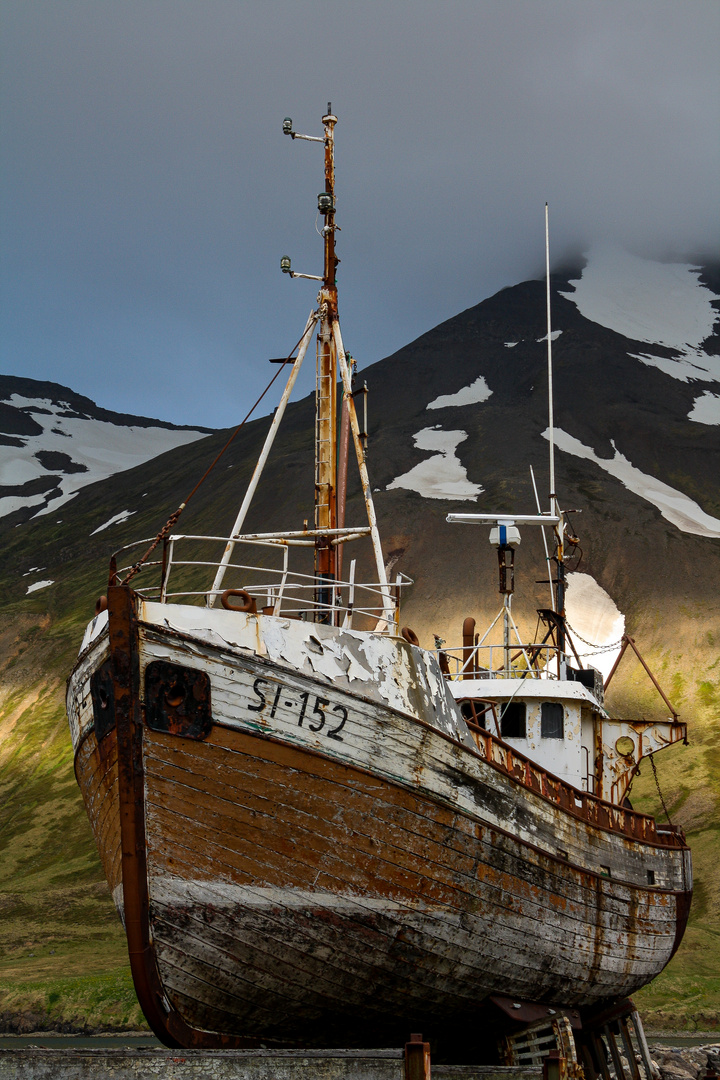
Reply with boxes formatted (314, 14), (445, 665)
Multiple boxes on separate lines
(405, 1032), (431, 1080)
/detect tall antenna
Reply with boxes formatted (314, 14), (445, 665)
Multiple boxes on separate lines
(545, 203), (556, 516)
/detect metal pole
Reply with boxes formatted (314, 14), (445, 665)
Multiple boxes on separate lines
(545, 203), (556, 514)
(332, 319), (394, 625)
(336, 390), (351, 581)
(545, 205), (566, 669)
(207, 312), (317, 606)
(314, 105), (339, 612)
(531, 464), (556, 612)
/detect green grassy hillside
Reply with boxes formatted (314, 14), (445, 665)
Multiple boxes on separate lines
(2, 271), (720, 1033)
(1, 422), (718, 1032)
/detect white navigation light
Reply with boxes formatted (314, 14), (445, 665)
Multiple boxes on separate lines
(282, 117), (293, 135)
(280, 255), (292, 274)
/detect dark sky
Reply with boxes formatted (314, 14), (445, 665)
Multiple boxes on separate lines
(1, 0), (718, 427)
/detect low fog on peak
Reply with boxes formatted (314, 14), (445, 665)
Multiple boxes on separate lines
(1, 0), (718, 427)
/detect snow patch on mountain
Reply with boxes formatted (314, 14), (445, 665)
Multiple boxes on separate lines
(427, 376), (492, 410)
(546, 427), (720, 538)
(536, 330), (562, 343)
(91, 509), (137, 535)
(0, 394), (207, 521)
(689, 392), (720, 425)
(565, 572), (625, 681)
(26, 579), (54, 594)
(387, 428), (482, 501)
(561, 245), (718, 351)
(560, 245), (719, 382)
(630, 350), (720, 385)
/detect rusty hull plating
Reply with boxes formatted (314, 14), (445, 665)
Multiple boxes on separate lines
(67, 582), (692, 1053)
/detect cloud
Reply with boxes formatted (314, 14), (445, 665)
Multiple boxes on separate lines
(1, 0), (718, 426)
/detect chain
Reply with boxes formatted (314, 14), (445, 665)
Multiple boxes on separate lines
(650, 754), (672, 823)
(565, 620), (625, 652)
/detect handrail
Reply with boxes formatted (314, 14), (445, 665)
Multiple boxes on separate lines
(110, 531), (412, 631)
(436, 642), (563, 680)
(464, 719), (686, 849)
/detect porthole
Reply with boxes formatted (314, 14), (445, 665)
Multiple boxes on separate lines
(615, 735), (635, 757)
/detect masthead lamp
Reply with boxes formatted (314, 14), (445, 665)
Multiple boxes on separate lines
(282, 117), (293, 136)
(317, 191), (334, 215)
(280, 255), (292, 274)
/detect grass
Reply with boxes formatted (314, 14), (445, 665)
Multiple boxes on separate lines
(1, 430), (719, 1034)
(0, 673), (142, 1032)
(0, 967), (145, 1034)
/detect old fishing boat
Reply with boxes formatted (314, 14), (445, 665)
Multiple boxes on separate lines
(67, 107), (691, 1069)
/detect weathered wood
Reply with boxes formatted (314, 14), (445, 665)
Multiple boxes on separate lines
(137, 724), (679, 1038)
(68, 608), (691, 1051)
(75, 733), (122, 895)
(138, 625), (688, 888)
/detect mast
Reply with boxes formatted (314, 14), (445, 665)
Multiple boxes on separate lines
(545, 203), (566, 666)
(278, 105), (393, 625)
(314, 105), (339, 612)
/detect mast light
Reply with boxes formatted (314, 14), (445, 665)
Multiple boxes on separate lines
(282, 117), (293, 136)
(280, 255), (292, 274)
(318, 191), (334, 215)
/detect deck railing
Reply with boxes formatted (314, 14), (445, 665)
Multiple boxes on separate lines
(465, 718), (686, 849)
(111, 531), (412, 631)
(435, 642), (563, 681)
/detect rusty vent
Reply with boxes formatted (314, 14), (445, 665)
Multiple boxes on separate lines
(90, 659), (116, 741)
(144, 661), (212, 740)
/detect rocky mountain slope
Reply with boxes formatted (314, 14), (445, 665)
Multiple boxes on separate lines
(0, 375), (211, 525)
(1, 246), (719, 1032)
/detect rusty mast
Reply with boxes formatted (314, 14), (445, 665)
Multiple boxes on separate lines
(275, 105), (392, 626)
(315, 105), (339, 604)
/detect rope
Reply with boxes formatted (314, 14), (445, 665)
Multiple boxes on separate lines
(120, 325), (313, 586)
(650, 754), (672, 823)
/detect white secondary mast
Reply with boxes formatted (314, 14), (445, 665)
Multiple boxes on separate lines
(446, 204), (567, 675)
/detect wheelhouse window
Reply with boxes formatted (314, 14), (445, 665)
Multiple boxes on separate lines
(500, 701), (526, 738)
(459, 700), (485, 729)
(541, 702), (564, 739)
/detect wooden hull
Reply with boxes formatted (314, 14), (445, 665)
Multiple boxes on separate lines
(68, 588), (692, 1050)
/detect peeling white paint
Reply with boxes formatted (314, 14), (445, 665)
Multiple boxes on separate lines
(136, 601), (470, 745)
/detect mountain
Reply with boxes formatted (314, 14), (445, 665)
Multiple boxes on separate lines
(1, 246), (719, 1033)
(0, 375), (212, 526)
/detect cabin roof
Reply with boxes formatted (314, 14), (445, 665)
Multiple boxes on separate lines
(447, 677), (606, 712)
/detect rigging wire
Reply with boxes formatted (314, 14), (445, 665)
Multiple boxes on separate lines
(649, 755), (673, 824)
(119, 323), (314, 587)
